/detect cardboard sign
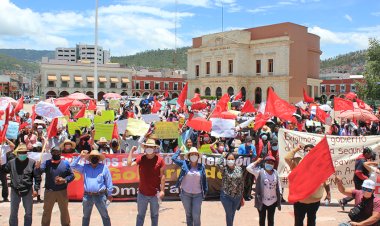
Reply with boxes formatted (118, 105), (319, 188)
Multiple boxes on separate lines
(116, 119), (128, 134)
(109, 99), (120, 110)
(6, 121), (19, 139)
(102, 110), (115, 122)
(77, 118), (91, 128)
(68, 122), (81, 135)
(210, 118), (236, 138)
(141, 114), (160, 124)
(126, 118), (149, 136)
(94, 123), (114, 140)
(152, 122), (179, 139)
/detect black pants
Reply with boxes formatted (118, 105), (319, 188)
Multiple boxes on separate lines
(294, 201), (320, 226)
(243, 171), (254, 199)
(257, 202), (277, 226)
(0, 171), (8, 200)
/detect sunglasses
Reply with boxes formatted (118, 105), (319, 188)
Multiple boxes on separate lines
(362, 187), (374, 193)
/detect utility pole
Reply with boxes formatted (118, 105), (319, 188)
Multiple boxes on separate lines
(94, 0), (99, 101)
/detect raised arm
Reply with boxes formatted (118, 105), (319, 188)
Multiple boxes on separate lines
(127, 146), (137, 166)
(285, 146), (301, 170)
(246, 158), (262, 178)
(335, 176), (354, 197)
(70, 150), (87, 174)
(171, 149), (184, 166)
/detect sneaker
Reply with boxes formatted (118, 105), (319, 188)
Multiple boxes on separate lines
(338, 199), (345, 211)
(3, 198), (9, 202)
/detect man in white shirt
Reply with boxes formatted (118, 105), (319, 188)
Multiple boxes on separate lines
(0, 138), (15, 202)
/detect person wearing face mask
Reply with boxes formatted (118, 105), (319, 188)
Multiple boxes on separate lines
(211, 140), (229, 154)
(70, 150), (113, 226)
(35, 147), (74, 226)
(24, 128), (37, 151)
(127, 139), (166, 226)
(217, 152), (244, 226)
(238, 136), (257, 201)
(171, 147), (208, 226)
(110, 138), (124, 154)
(247, 156), (282, 226)
(36, 125), (46, 143)
(336, 177), (380, 226)
(1, 144), (40, 226)
(94, 137), (111, 154)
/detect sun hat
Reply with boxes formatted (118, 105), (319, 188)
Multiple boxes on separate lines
(13, 144), (28, 154)
(32, 142), (43, 148)
(59, 139), (77, 149)
(96, 137), (108, 144)
(362, 179), (376, 190)
(142, 138), (159, 147)
(185, 147), (202, 159)
(86, 150), (106, 161)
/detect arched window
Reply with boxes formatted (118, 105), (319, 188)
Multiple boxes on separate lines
(227, 87), (234, 96)
(216, 87), (222, 98)
(255, 87), (262, 104)
(240, 87), (246, 101)
(194, 88), (200, 94)
(205, 87), (211, 96)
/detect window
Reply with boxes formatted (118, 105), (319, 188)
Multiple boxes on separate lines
(164, 82), (169, 90)
(206, 62), (210, 75)
(195, 65), (199, 77)
(256, 60), (261, 74)
(217, 61), (221, 74)
(351, 84), (356, 92)
(61, 81), (68, 87)
(330, 85), (336, 92)
(99, 82), (105, 88)
(74, 82), (81, 88)
(121, 83), (128, 89)
(48, 81), (55, 87)
(340, 84), (346, 92)
(110, 83), (116, 88)
(135, 81), (140, 89)
(144, 82), (150, 89)
(228, 60), (233, 74)
(87, 82), (93, 88)
(174, 83), (178, 90)
(155, 82), (160, 90)
(268, 59), (274, 74)
(321, 85), (326, 93)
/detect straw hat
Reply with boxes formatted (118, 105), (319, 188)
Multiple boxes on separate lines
(59, 139), (76, 150)
(13, 144), (28, 154)
(142, 139), (159, 147)
(185, 147), (202, 159)
(86, 150), (105, 161)
(96, 137), (108, 144)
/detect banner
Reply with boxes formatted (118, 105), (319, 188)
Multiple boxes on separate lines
(116, 119), (128, 135)
(152, 122), (179, 139)
(94, 123), (114, 140)
(68, 122), (81, 135)
(77, 118), (91, 128)
(63, 153), (252, 201)
(102, 110), (115, 122)
(141, 114), (161, 124)
(0, 121), (19, 139)
(278, 129), (380, 187)
(109, 99), (120, 110)
(35, 101), (63, 119)
(127, 118), (149, 136)
(210, 118), (236, 138)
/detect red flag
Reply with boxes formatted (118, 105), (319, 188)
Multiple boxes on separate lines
(265, 88), (297, 122)
(234, 91), (243, 101)
(151, 99), (162, 113)
(74, 107), (86, 119)
(19, 122), (29, 131)
(187, 118), (212, 132)
(46, 118), (58, 139)
(58, 100), (74, 115)
(191, 93), (201, 103)
(334, 97), (354, 111)
(177, 83), (188, 109)
(316, 107), (327, 124)
(87, 100), (97, 111)
(31, 105), (37, 122)
(10, 96), (24, 117)
(213, 93), (229, 114)
(288, 136), (335, 203)
(164, 90), (169, 98)
(112, 122), (119, 140)
(356, 98), (366, 110)
(254, 113), (271, 131)
(127, 112), (134, 118)
(303, 88), (314, 103)
(241, 100), (256, 113)
(0, 104), (10, 143)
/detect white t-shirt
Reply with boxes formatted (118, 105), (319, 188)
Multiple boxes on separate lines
(262, 171), (278, 206)
(181, 167), (202, 194)
(0, 144), (11, 165)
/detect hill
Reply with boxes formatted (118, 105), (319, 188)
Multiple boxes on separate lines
(320, 50), (366, 74)
(111, 47), (189, 70)
(0, 49), (54, 62)
(0, 54), (39, 74)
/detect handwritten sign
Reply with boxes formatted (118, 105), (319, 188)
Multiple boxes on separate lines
(152, 122), (178, 139)
(94, 123), (114, 140)
(116, 119), (128, 134)
(127, 118), (149, 136)
(109, 99), (120, 110)
(6, 121), (19, 139)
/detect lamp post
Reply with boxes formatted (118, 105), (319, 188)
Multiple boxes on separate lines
(94, 0), (99, 102)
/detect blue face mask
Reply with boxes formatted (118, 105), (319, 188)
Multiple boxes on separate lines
(264, 163), (274, 171)
(18, 154), (28, 161)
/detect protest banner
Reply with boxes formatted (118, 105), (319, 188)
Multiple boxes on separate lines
(109, 99), (120, 110)
(63, 153), (252, 201)
(210, 118), (236, 138)
(102, 110), (115, 122)
(67, 122), (81, 135)
(126, 118), (149, 136)
(278, 128), (380, 188)
(152, 122), (179, 139)
(28, 152), (51, 163)
(94, 123), (114, 140)
(35, 101), (63, 119)
(0, 120), (19, 139)
(77, 118), (91, 128)
(93, 115), (105, 124)
(116, 119), (128, 134)
(141, 114), (160, 124)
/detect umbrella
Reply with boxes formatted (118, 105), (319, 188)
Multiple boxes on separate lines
(104, 93), (122, 99)
(0, 97), (17, 107)
(187, 118), (212, 132)
(338, 108), (379, 122)
(67, 93), (92, 100)
(191, 102), (207, 110)
(353, 102), (372, 111)
(54, 98), (85, 107)
(319, 104), (332, 112)
(345, 92), (357, 100)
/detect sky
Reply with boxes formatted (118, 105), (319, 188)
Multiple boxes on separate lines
(0, 0), (379, 59)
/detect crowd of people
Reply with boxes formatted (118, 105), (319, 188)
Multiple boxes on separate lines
(0, 89), (379, 226)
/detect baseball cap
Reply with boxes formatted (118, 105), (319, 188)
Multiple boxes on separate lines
(362, 179), (375, 190)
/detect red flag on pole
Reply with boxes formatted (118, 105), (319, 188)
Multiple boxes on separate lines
(253, 112), (271, 131)
(177, 83), (188, 110)
(31, 105), (37, 122)
(164, 90), (169, 99)
(265, 88), (296, 122)
(112, 122), (119, 140)
(151, 99), (162, 113)
(241, 100), (256, 113)
(87, 100), (97, 111)
(46, 118), (58, 139)
(191, 93), (201, 103)
(303, 88), (314, 103)
(10, 96), (24, 117)
(234, 91), (243, 101)
(334, 97), (354, 111)
(315, 107), (328, 124)
(0, 104), (10, 143)
(213, 93), (230, 114)
(288, 136), (335, 203)
(74, 106), (86, 119)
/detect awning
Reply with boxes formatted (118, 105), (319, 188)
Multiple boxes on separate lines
(74, 76), (83, 82)
(61, 76), (70, 81)
(122, 78), (130, 83)
(87, 77), (94, 82)
(48, 75), (57, 81)
(99, 77), (107, 82)
(110, 77), (119, 83)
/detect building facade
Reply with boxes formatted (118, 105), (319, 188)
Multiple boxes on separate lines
(40, 58), (133, 101)
(55, 44), (110, 64)
(0, 75), (20, 98)
(187, 22), (322, 103)
(320, 75), (365, 101)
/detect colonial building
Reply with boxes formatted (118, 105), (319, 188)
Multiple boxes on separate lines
(40, 57), (133, 100)
(187, 22), (322, 103)
(320, 75), (365, 101)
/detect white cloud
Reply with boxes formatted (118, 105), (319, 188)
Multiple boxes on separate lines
(371, 12), (380, 17)
(344, 14), (352, 22)
(121, 0), (211, 8)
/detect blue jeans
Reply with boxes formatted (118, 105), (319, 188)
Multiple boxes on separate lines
(9, 188), (33, 226)
(220, 191), (241, 226)
(180, 190), (203, 226)
(82, 194), (111, 226)
(136, 193), (160, 226)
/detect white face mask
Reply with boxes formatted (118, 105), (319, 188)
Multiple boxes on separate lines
(272, 146), (278, 151)
(145, 148), (154, 155)
(189, 155), (198, 163)
(262, 135), (268, 140)
(227, 160), (235, 167)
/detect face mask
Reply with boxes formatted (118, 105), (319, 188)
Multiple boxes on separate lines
(218, 146), (224, 152)
(37, 129), (42, 133)
(52, 154), (61, 161)
(264, 163), (274, 171)
(189, 155), (198, 163)
(227, 160), (235, 167)
(271, 146), (278, 151)
(261, 135), (268, 140)
(145, 148), (154, 155)
(18, 154), (28, 161)
(90, 157), (100, 164)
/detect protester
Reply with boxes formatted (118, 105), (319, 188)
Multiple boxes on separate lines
(0, 137), (15, 202)
(237, 136), (257, 201)
(1, 144), (40, 226)
(59, 139), (77, 154)
(24, 127), (37, 151)
(71, 150), (113, 226)
(172, 147), (208, 226)
(36, 147), (75, 226)
(127, 139), (166, 226)
(181, 138), (194, 153)
(217, 152), (244, 226)
(95, 137), (111, 154)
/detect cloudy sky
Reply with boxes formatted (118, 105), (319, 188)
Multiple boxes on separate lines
(1, 0), (379, 59)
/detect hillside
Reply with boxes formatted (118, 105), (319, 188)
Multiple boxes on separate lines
(111, 47), (189, 70)
(320, 50), (366, 74)
(0, 49), (54, 62)
(0, 54), (39, 74)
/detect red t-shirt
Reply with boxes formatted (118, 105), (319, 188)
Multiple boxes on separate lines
(136, 155), (165, 196)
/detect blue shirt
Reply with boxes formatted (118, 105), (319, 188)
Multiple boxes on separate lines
(238, 144), (257, 158)
(70, 157), (113, 196)
(37, 159), (74, 191)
